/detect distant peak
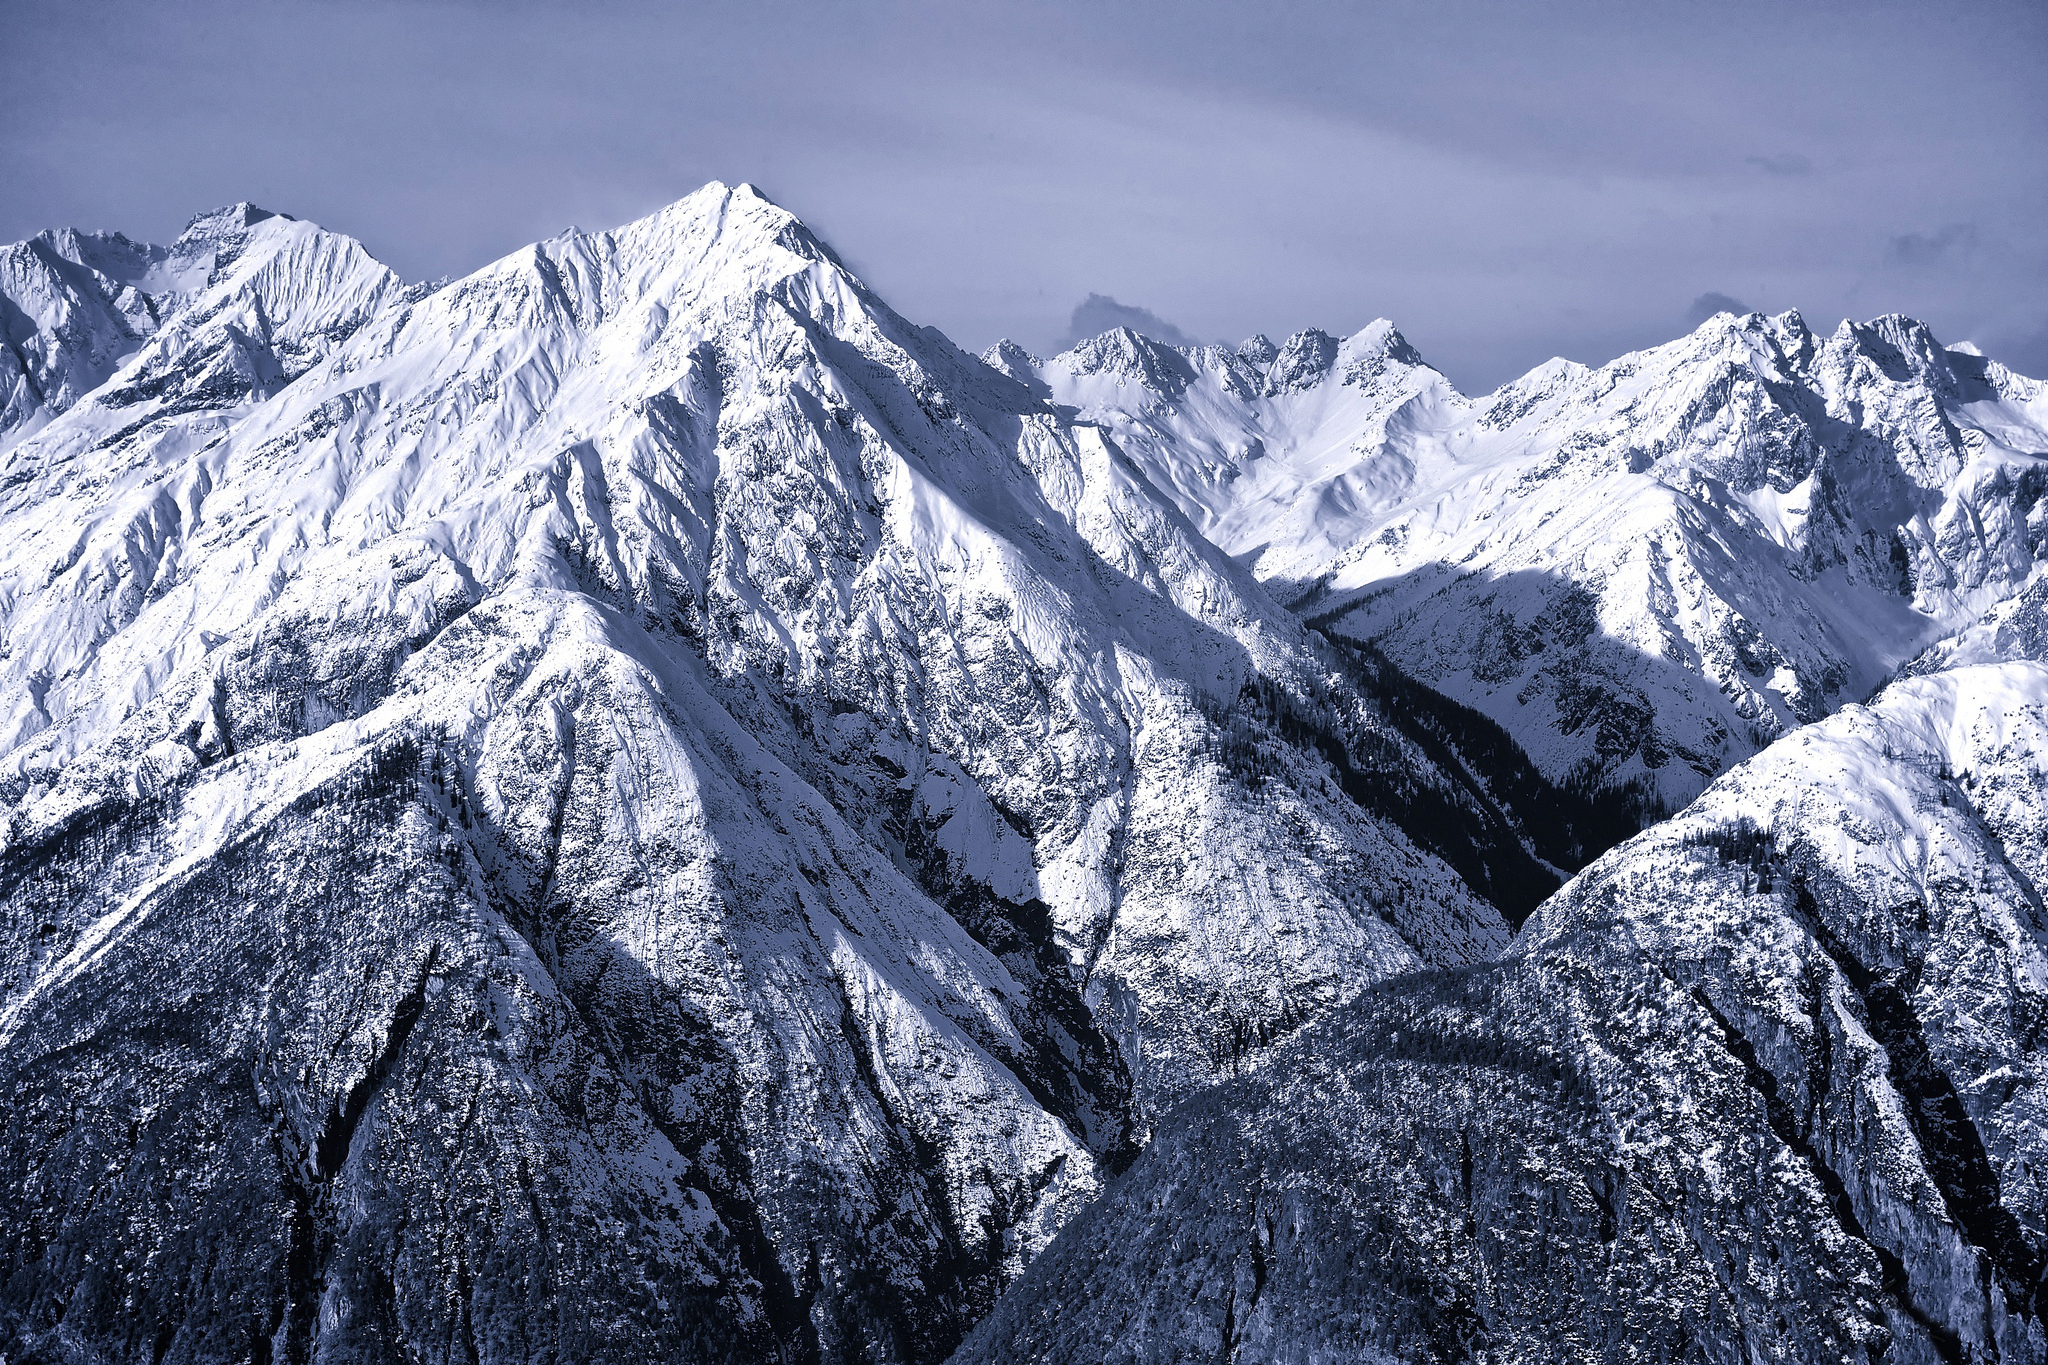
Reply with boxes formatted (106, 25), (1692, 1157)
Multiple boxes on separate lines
(1237, 334), (1279, 366)
(1529, 356), (1590, 380)
(32, 226), (139, 251)
(1673, 308), (1824, 377)
(982, 338), (1042, 371)
(1056, 327), (1198, 397)
(16, 225), (169, 290)
(1687, 306), (1763, 338)
(1264, 328), (1339, 395)
(980, 339), (1049, 396)
(1861, 312), (1939, 344)
(1832, 313), (1955, 384)
(1068, 326), (1175, 360)
(1833, 312), (1944, 359)
(1347, 318), (1426, 368)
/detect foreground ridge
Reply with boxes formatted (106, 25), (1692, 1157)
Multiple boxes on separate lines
(958, 626), (2048, 1364)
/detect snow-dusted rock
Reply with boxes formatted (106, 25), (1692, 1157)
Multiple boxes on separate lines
(0, 204), (400, 450)
(958, 636), (2048, 1365)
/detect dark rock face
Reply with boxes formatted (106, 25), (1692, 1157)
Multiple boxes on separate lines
(958, 956), (1910, 1364)
(1, 753), (790, 1365)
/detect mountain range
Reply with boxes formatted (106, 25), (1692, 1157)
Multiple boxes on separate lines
(2, 183), (2045, 1365)
(1011, 311), (2047, 808)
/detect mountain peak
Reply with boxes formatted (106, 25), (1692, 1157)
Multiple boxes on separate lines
(175, 203), (289, 243)
(1344, 318), (1427, 370)
(1673, 306), (1820, 376)
(1851, 311), (1943, 352)
(22, 227), (165, 290)
(979, 338), (1050, 399)
(1687, 304), (1760, 333)
(594, 179), (848, 284)
(1264, 327), (1339, 394)
(1053, 326), (1199, 396)
(1825, 312), (1967, 391)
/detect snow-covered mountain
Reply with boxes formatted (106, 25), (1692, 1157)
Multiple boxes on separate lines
(12, 176), (2047, 1365)
(1026, 313), (2048, 806)
(0, 186), (1615, 1364)
(958, 614), (2048, 1364)
(0, 204), (401, 447)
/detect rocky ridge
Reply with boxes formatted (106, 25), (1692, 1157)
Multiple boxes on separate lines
(957, 620), (2048, 1365)
(9, 178), (2047, 1365)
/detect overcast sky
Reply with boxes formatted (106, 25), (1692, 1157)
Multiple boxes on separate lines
(5, 0), (2044, 390)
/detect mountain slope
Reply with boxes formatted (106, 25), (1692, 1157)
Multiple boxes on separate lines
(956, 639), (2048, 1365)
(1033, 313), (2048, 806)
(0, 184), (1595, 1364)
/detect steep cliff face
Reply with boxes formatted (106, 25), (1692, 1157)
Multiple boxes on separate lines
(1034, 312), (2048, 808)
(957, 643), (2048, 1365)
(0, 185), (1600, 1364)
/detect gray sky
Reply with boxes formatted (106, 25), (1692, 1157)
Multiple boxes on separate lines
(5, 0), (2044, 390)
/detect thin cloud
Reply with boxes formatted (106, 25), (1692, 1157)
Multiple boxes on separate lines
(1060, 293), (1200, 350)
(1888, 223), (1980, 267)
(1745, 152), (1813, 176)
(1684, 292), (1751, 328)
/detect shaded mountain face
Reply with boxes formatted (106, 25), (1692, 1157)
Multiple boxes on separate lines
(0, 185), (1607, 1364)
(1030, 312), (2048, 807)
(955, 635), (2048, 1365)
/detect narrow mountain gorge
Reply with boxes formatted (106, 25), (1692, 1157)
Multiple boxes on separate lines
(2, 183), (2045, 1365)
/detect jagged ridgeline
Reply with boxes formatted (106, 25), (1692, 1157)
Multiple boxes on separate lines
(1, 184), (1634, 1364)
(1026, 306), (2048, 811)
(7, 178), (2047, 1365)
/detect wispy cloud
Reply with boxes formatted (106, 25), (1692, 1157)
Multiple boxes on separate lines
(1745, 152), (1813, 176)
(1684, 291), (1751, 328)
(1059, 293), (1201, 350)
(1888, 223), (1980, 267)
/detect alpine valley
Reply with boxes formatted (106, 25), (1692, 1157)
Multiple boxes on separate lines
(3, 184), (2046, 1365)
